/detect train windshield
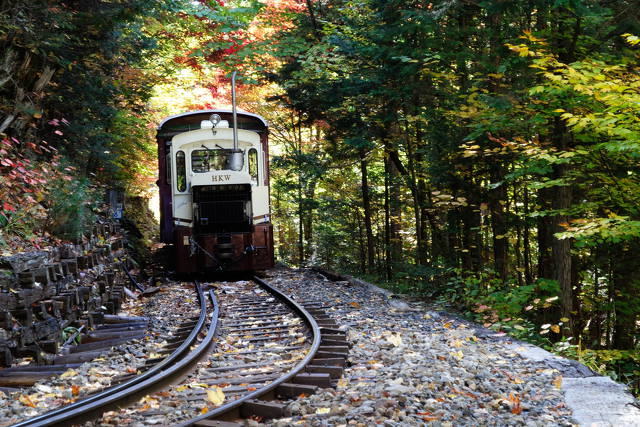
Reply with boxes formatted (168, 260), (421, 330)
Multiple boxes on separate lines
(192, 149), (232, 172)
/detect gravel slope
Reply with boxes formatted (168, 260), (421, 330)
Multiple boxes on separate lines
(264, 268), (576, 426)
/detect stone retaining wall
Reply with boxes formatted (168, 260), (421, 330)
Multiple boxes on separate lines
(0, 222), (129, 366)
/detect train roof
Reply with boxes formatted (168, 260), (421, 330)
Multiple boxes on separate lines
(157, 110), (268, 139)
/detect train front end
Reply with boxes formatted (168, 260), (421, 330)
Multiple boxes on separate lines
(156, 111), (274, 273)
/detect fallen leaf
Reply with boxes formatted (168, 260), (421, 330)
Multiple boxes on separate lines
(154, 391), (171, 397)
(349, 302), (360, 309)
(19, 394), (36, 407)
(190, 382), (209, 388)
(200, 406), (208, 414)
(451, 350), (464, 360)
(206, 386), (225, 405)
(60, 369), (78, 379)
(386, 334), (402, 347)
(316, 407), (330, 414)
(71, 385), (80, 396)
(510, 393), (522, 415)
(550, 324), (560, 333)
(553, 376), (563, 389)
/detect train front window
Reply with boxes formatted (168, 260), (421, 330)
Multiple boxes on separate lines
(192, 149), (231, 172)
(248, 148), (258, 184)
(176, 151), (186, 192)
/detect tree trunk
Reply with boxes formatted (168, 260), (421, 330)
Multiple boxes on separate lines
(360, 149), (375, 273)
(303, 181), (316, 261)
(551, 118), (574, 337)
(537, 187), (554, 280)
(523, 187), (533, 285)
(489, 163), (508, 281)
(612, 242), (640, 349)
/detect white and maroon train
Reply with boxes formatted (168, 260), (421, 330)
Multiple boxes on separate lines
(156, 100), (274, 272)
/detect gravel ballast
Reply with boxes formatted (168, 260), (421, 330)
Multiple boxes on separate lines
(265, 268), (579, 426)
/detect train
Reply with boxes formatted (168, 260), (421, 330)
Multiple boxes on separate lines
(155, 76), (274, 273)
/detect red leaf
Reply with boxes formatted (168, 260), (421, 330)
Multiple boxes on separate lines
(2, 202), (15, 212)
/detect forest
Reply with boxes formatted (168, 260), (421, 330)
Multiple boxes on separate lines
(1, 0), (639, 392)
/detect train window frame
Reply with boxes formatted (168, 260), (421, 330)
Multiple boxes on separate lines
(176, 150), (186, 192)
(248, 148), (259, 184)
(191, 149), (232, 172)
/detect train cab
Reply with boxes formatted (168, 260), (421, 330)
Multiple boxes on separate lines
(156, 110), (274, 273)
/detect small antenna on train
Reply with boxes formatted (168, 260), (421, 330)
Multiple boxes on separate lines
(228, 71), (244, 171)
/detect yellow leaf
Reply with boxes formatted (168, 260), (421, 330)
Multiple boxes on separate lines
(206, 386), (225, 406)
(190, 382), (209, 389)
(200, 406), (208, 414)
(19, 394), (36, 407)
(337, 378), (348, 388)
(451, 350), (464, 360)
(71, 385), (80, 396)
(550, 325), (560, 333)
(553, 376), (563, 389)
(560, 317), (570, 323)
(176, 385), (188, 392)
(316, 407), (330, 414)
(60, 369), (78, 379)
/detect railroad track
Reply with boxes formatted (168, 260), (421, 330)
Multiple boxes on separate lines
(171, 276), (348, 426)
(11, 277), (348, 426)
(12, 282), (215, 427)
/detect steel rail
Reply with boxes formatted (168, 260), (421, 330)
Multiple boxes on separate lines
(15, 282), (219, 427)
(180, 276), (321, 426)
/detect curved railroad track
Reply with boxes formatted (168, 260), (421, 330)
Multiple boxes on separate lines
(10, 277), (348, 426)
(175, 276), (347, 426)
(12, 281), (217, 427)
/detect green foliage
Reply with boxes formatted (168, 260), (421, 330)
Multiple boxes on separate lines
(47, 174), (101, 242)
(554, 343), (640, 394)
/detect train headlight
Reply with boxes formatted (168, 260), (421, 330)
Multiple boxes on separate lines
(209, 114), (221, 127)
